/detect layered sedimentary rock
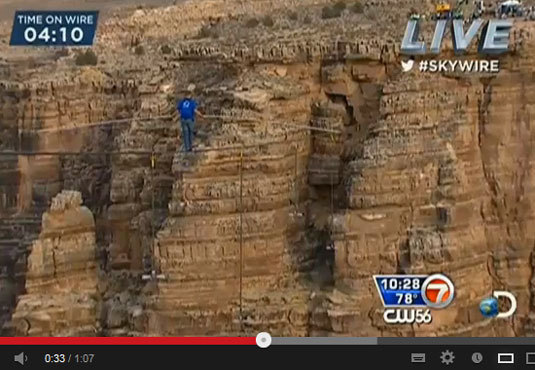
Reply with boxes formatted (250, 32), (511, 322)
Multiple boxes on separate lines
(0, 67), (141, 332)
(144, 63), (318, 335)
(10, 191), (99, 336)
(322, 38), (535, 336)
(323, 75), (491, 336)
(308, 100), (346, 186)
(481, 61), (535, 336)
(102, 73), (178, 336)
(146, 129), (311, 335)
(107, 66), (177, 272)
(0, 213), (40, 334)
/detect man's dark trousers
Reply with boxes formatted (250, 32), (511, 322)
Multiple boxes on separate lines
(181, 118), (194, 151)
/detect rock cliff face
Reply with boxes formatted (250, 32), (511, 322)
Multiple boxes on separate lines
(0, 67), (141, 332)
(147, 129), (311, 335)
(10, 191), (99, 336)
(3, 0), (535, 337)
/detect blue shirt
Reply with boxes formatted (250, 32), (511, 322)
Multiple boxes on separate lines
(177, 98), (198, 120)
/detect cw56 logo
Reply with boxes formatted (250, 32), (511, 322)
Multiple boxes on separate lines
(374, 274), (455, 325)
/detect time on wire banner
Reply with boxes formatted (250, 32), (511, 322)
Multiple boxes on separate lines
(10, 11), (99, 46)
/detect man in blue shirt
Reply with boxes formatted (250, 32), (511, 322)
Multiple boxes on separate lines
(177, 84), (203, 152)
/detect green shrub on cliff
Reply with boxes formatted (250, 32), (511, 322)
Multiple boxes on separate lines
(161, 44), (172, 54)
(333, 1), (347, 11)
(245, 17), (260, 28)
(351, 1), (364, 13)
(196, 25), (220, 39)
(75, 49), (98, 66)
(262, 15), (275, 27)
(322, 5), (343, 19)
(135, 45), (145, 55)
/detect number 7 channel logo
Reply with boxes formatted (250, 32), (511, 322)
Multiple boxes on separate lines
(374, 274), (456, 325)
(421, 274), (454, 308)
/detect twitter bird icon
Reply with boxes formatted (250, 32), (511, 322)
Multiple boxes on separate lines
(401, 57), (415, 72)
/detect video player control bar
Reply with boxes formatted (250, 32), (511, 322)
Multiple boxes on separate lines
(261, 334), (535, 346)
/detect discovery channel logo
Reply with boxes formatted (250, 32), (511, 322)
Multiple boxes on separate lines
(480, 291), (517, 319)
(374, 274), (455, 325)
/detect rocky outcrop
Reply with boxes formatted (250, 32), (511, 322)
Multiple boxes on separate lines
(0, 67), (142, 332)
(319, 36), (535, 336)
(324, 74), (493, 336)
(308, 101), (346, 186)
(10, 191), (99, 336)
(141, 63), (318, 336)
(107, 69), (177, 272)
(146, 129), (311, 335)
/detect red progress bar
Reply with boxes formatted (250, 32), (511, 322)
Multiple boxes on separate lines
(0, 337), (256, 345)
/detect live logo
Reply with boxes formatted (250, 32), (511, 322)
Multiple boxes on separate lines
(401, 19), (513, 55)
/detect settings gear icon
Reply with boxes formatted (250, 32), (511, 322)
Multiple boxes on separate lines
(441, 350), (455, 365)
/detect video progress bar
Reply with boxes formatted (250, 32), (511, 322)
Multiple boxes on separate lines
(271, 337), (535, 345)
(272, 337), (377, 345)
